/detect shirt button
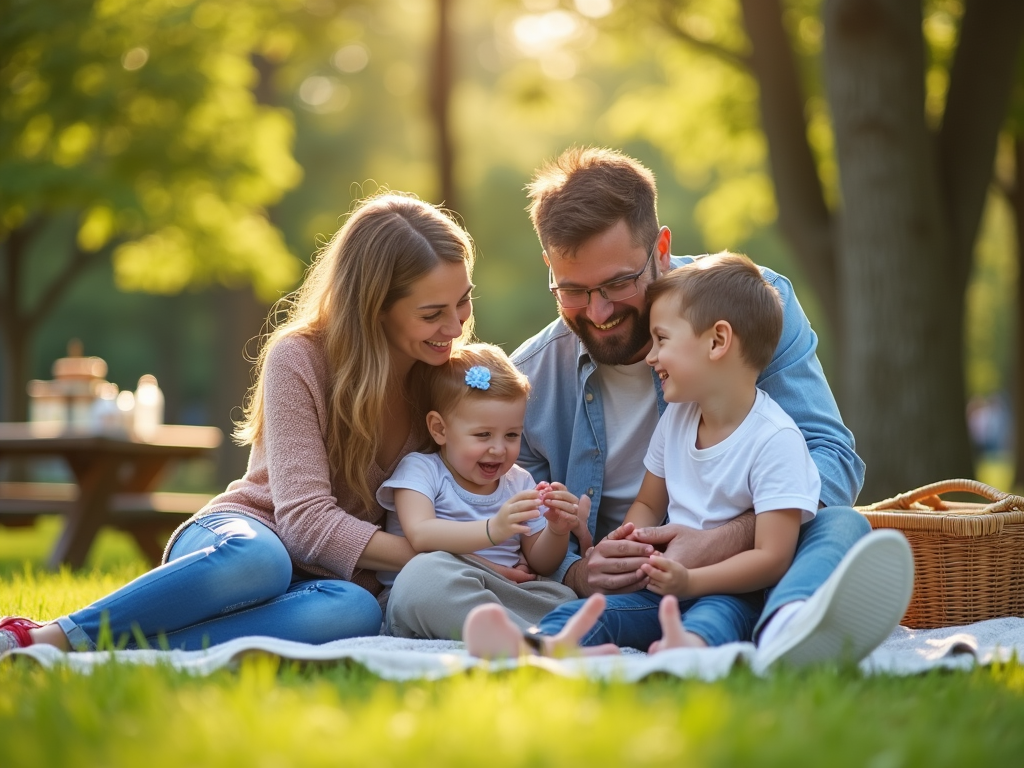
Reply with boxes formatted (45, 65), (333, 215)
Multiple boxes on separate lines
(585, 392), (594, 402)
(587, 488), (594, 496)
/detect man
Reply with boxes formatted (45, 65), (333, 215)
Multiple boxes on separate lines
(508, 147), (912, 668)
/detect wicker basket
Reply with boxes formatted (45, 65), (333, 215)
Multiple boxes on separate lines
(857, 479), (1024, 629)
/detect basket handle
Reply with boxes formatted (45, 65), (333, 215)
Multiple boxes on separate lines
(863, 478), (1024, 515)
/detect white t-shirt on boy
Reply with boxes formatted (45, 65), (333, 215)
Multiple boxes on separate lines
(644, 388), (821, 531)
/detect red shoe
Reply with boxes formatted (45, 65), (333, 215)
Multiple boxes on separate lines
(0, 616), (42, 651)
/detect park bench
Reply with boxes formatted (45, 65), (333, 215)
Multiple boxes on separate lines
(0, 481), (212, 565)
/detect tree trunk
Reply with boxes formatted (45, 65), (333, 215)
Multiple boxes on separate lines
(211, 286), (268, 489)
(937, 0), (1024, 291)
(824, 0), (973, 500)
(1013, 138), (1024, 490)
(0, 218), (42, 422)
(0, 321), (31, 423)
(431, 0), (457, 211)
(740, 0), (838, 334)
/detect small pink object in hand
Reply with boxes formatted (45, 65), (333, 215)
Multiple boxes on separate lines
(535, 481), (551, 513)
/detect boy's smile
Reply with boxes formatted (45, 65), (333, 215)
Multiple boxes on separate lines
(645, 297), (711, 404)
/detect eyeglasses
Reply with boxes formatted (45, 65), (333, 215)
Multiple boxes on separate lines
(548, 241), (657, 309)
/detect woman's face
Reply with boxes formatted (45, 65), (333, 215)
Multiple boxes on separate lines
(380, 259), (474, 376)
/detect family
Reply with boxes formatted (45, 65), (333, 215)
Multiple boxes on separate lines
(0, 147), (914, 670)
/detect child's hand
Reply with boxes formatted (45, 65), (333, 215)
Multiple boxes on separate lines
(548, 483), (598, 557)
(489, 489), (542, 543)
(641, 554), (690, 597)
(536, 481), (577, 536)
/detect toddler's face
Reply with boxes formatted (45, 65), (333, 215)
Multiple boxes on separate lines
(646, 296), (711, 403)
(432, 395), (527, 494)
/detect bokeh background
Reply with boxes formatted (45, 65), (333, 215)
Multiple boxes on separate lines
(2, 0), (1021, 500)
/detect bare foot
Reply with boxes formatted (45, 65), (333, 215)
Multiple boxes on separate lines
(464, 595), (620, 660)
(464, 604), (525, 659)
(29, 623), (72, 652)
(648, 595), (708, 654)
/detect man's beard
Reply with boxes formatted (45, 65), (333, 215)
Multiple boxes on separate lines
(560, 304), (652, 366)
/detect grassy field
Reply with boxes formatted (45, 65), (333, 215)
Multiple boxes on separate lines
(2, 517), (1023, 767)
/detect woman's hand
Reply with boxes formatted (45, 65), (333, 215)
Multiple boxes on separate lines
(488, 490), (541, 543)
(464, 553), (537, 583)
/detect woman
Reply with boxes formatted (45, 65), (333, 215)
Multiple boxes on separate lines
(0, 192), (476, 652)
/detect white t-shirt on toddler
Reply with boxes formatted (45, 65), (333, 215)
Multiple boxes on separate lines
(375, 451), (547, 587)
(644, 388), (821, 530)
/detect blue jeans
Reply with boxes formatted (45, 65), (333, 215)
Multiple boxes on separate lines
(54, 513), (383, 650)
(537, 506), (870, 650)
(538, 589), (762, 650)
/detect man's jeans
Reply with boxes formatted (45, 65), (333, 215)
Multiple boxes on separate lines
(55, 513), (383, 650)
(535, 507), (871, 649)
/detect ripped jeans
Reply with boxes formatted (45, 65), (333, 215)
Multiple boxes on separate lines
(54, 512), (383, 650)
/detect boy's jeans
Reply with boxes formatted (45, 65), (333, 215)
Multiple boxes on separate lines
(55, 512), (382, 650)
(535, 507), (871, 649)
(538, 589), (762, 650)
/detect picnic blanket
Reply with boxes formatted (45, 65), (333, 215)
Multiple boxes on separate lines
(3, 617), (1022, 680)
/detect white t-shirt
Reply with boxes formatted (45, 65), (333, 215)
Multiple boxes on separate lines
(644, 389), (820, 530)
(375, 452), (547, 586)
(593, 361), (662, 542)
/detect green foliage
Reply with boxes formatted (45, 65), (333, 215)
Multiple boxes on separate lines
(0, 0), (302, 299)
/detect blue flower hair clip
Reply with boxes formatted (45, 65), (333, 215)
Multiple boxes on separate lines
(465, 366), (491, 390)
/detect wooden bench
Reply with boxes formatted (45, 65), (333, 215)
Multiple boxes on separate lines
(0, 482), (213, 565)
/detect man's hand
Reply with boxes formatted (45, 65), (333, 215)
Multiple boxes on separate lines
(579, 522), (654, 596)
(629, 512), (756, 569)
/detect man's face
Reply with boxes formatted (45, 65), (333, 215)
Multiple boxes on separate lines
(547, 219), (669, 366)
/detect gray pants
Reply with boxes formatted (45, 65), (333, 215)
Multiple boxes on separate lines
(385, 552), (578, 640)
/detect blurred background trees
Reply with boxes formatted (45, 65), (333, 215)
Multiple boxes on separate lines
(1, 0), (1021, 499)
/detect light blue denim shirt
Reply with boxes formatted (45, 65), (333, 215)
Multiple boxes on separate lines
(511, 256), (866, 583)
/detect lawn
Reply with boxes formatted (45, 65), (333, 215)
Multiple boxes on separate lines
(2, 517), (1023, 767)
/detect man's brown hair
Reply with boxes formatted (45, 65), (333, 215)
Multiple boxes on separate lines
(527, 147), (659, 256)
(646, 252), (783, 373)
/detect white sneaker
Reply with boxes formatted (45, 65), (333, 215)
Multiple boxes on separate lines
(753, 529), (914, 673)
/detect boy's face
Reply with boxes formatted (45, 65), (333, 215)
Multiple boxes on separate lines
(428, 396), (526, 495)
(645, 296), (712, 404)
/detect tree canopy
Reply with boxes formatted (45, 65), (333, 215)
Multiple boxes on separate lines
(0, 0), (305, 418)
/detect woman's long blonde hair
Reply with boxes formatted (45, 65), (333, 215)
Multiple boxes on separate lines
(235, 192), (476, 511)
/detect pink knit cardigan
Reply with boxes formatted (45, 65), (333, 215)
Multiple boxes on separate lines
(163, 333), (416, 596)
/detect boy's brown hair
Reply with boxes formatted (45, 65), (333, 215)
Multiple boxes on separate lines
(527, 146), (660, 257)
(416, 343), (530, 450)
(647, 252), (783, 373)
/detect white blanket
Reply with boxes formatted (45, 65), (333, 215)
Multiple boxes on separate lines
(4, 617), (1023, 680)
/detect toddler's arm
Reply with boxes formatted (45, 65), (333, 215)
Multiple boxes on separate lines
(642, 508), (802, 598)
(394, 488), (541, 555)
(521, 483), (586, 576)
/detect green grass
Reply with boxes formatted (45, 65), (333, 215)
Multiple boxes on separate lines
(2, 518), (1024, 767)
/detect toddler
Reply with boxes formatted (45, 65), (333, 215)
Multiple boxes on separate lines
(376, 343), (591, 592)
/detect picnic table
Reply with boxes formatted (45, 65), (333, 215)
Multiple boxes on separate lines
(0, 422), (222, 569)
